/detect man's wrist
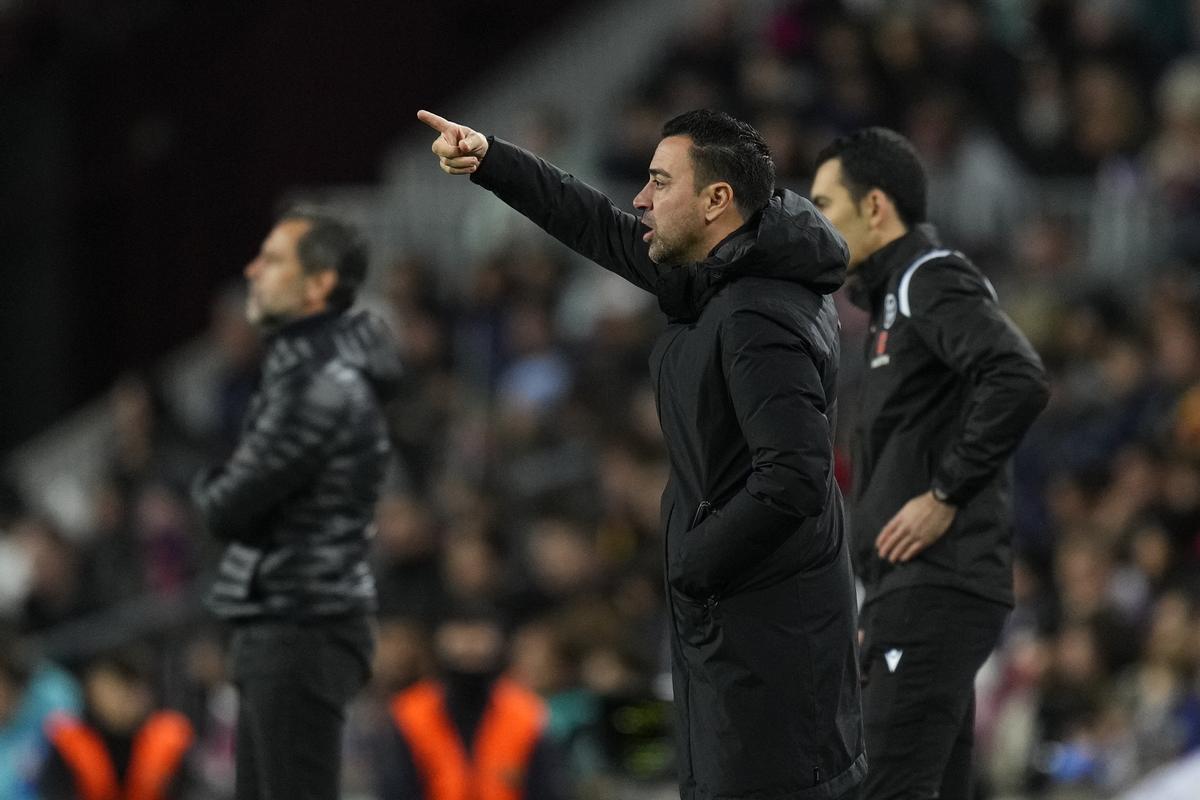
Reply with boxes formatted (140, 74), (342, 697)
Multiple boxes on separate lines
(469, 135), (497, 184)
(930, 485), (955, 506)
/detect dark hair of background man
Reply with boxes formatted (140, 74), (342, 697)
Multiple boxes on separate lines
(815, 127), (929, 228)
(277, 208), (369, 313)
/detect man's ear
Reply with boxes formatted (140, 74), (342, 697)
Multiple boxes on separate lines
(305, 268), (339, 308)
(704, 182), (735, 222)
(864, 188), (893, 229)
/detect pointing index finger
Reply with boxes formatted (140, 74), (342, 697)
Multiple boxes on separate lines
(417, 110), (455, 135)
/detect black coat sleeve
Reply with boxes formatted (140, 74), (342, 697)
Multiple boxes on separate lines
(670, 308), (834, 597)
(907, 260), (1050, 506)
(470, 137), (660, 294)
(191, 371), (345, 540)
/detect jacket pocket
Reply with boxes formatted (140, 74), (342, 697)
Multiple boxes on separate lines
(667, 500), (719, 603)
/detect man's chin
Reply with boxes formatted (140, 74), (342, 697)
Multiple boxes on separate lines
(248, 308), (294, 332)
(647, 241), (678, 266)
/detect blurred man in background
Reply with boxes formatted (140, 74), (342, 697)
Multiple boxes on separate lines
(375, 608), (565, 800)
(810, 128), (1050, 800)
(40, 647), (194, 800)
(418, 107), (864, 800)
(191, 209), (401, 800)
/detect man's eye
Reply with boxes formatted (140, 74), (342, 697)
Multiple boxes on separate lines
(654, 180), (665, 189)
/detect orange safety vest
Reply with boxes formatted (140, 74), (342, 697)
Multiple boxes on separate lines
(45, 710), (194, 800)
(391, 677), (547, 800)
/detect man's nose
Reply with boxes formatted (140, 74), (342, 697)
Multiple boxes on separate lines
(633, 183), (652, 212)
(244, 258), (260, 279)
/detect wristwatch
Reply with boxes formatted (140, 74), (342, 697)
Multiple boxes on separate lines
(931, 485), (953, 504)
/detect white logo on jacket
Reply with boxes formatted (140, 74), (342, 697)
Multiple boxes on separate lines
(883, 294), (898, 330)
(885, 648), (903, 672)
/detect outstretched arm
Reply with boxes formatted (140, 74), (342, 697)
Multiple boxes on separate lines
(417, 110), (660, 293)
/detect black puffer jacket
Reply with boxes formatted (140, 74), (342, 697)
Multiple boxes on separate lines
(472, 139), (865, 800)
(193, 310), (400, 620)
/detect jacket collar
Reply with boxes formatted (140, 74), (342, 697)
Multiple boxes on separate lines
(268, 309), (341, 342)
(654, 217), (756, 322)
(261, 310), (342, 380)
(847, 225), (940, 310)
(259, 310), (404, 401)
(654, 190), (849, 322)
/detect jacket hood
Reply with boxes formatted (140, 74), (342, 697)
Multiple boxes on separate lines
(332, 311), (404, 402)
(656, 189), (848, 321)
(267, 310), (403, 402)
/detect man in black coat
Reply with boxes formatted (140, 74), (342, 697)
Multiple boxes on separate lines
(810, 128), (1049, 800)
(418, 108), (865, 800)
(192, 209), (401, 800)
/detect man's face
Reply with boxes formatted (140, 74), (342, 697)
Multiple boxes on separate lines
(435, 620), (504, 675)
(810, 158), (872, 270)
(633, 135), (709, 265)
(243, 219), (315, 326)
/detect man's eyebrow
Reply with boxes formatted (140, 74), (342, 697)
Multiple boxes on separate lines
(649, 168), (672, 179)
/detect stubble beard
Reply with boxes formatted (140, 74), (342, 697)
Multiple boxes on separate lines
(245, 295), (263, 326)
(245, 295), (296, 332)
(647, 237), (671, 265)
(647, 228), (694, 267)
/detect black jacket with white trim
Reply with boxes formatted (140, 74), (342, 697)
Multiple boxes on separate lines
(847, 226), (1049, 607)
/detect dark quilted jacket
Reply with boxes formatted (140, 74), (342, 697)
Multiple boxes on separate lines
(193, 310), (400, 620)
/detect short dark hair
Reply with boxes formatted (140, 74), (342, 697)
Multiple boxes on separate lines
(661, 110), (775, 218)
(89, 645), (156, 688)
(815, 128), (927, 227)
(278, 207), (368, 313)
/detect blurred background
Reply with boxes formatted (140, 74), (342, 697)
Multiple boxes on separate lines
(4, 0), (1200, 798)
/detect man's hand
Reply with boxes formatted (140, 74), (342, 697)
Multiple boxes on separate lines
(875, 491), (957, 564)
(417, 110), (489, 175)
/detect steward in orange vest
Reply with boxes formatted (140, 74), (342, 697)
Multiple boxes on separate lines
(42, 711), (194, 800)
(39, 651), (195, 800)
(375, 613), (565, 800)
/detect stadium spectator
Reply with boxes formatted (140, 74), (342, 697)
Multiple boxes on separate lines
(374, 608), (565, 800)
(0, 632), (81, 800)
(40, 647), (194, 800)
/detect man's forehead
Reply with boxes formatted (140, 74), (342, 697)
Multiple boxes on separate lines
(650, 134), (693, 172)
(264, 218), (310, 248)
(812, 158), (846, 193)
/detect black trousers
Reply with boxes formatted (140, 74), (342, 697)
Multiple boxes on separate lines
(230, 615), (374, 800)
(856, 586), (1008, 800)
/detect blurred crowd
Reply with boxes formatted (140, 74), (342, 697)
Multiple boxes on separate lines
(4, 1), (1200, 798)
